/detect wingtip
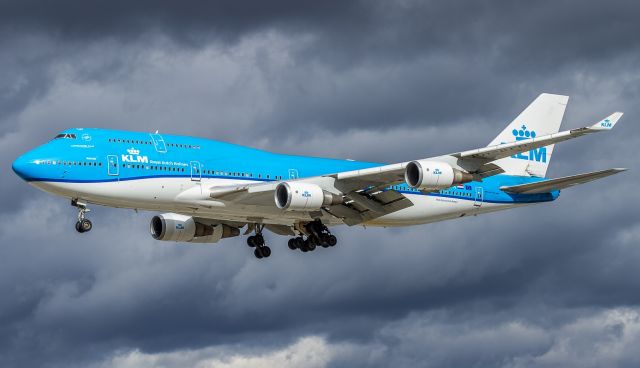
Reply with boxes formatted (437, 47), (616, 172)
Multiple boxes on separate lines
(589, 112), (623, 130)
(609, 111), (624, 122)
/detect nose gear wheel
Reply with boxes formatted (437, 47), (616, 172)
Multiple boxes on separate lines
(72, 199), (92, 233)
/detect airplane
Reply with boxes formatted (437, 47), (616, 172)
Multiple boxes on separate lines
(12, 93), (627, 259)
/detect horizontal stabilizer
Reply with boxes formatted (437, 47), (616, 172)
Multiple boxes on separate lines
(500, 168), (627, 194)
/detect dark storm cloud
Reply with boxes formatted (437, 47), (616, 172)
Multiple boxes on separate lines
(1, 0), (640, 367)
(0, 0), (364, 43)
(3, 188), (639, 367)
(2, 0), (640, 135)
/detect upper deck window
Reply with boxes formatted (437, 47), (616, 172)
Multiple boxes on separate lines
(54, 133), (77, 139)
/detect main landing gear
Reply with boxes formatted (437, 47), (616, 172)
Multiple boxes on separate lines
(245, 220), (337, 259)
(247, 224), (271, 259)
(72, 199), (92, 233)
(287, 220), (337, 253)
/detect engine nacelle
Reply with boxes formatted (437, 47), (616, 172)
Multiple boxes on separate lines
(404, 160), (474, 190)
(275, 182), (343, 211)
(150, 213), (240, 243)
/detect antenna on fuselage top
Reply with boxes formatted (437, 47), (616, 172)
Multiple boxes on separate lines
(154, 130), (159, 134)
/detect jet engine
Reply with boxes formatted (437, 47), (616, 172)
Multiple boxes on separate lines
(275, 182), (342, 211)
(150, 213), (240, 243)
(404, 160), (474, 190)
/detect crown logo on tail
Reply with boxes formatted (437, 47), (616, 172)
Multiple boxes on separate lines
(509, 123), (546, 163)
(511, 124), (537, 141)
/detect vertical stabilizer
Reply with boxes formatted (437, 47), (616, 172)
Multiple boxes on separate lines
(489, 93), (569, 177)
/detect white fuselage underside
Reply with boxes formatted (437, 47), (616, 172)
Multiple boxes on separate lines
(31, 177), (523, 227)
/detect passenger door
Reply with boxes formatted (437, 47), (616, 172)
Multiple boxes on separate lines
(107, 155), (119, 176)
(150, 133), (167, 153)
(474, 187), (484, 207)
(190, 161), (201, 181)
(288, 169), (299, 180)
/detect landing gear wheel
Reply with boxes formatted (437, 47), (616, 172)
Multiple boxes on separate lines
(319, 234), (329, 247)
(261, 246), (272, 258)
(303, 220), (337, 251)
(327, 235), (337, 247)
(72, 199), (92, 234)
(80, 219), (92, 232)
(249, 225), (270, 259)
(306, 239), (317, 251)
(254, 234), (265, 247)
(288, 238), (297, 250)
(301, 241), (309, 252)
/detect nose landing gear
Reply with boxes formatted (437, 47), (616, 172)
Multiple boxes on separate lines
(72, 199), (92, 233)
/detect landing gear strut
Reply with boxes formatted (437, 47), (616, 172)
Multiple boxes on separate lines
(288, 220), (337, 253)
(72, 199), (92, 233)
(247, 224), (271, 259)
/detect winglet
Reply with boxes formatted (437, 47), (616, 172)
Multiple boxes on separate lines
(589, 112), (623, 131)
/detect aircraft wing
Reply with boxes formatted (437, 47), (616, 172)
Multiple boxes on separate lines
(179, 112), (622, 226)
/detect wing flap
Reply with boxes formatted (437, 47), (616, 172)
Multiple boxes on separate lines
(500, 168), (627, 194)
(325, 189), (413, 226)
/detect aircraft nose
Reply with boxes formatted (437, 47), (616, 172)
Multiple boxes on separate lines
(12, 152), (40, 181)
(12, 154), (30, 180)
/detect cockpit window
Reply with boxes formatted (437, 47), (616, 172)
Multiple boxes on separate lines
(54, 133), (77, 139)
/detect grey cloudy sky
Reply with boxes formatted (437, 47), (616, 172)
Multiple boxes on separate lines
(1, 1), (640, 367)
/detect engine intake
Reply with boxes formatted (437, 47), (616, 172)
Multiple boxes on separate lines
(150, 213), (240, 243)
(405, 160), (474, 190)
(275, 182), (342, 211)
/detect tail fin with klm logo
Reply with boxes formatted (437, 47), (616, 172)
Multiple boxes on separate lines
(489, 93), (569, 177)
